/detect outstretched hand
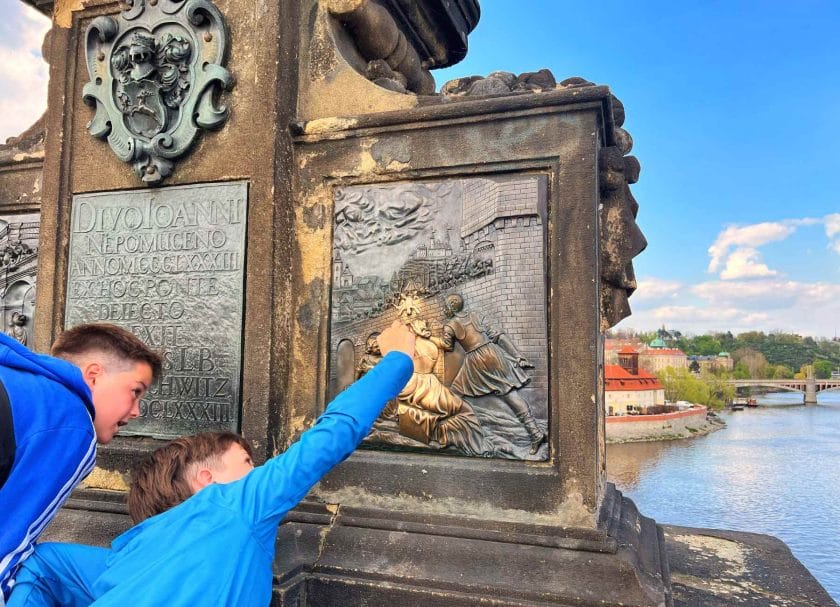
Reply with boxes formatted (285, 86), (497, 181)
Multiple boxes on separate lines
(377, 320), (416, 359)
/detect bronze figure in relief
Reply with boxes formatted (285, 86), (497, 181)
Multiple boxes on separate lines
(438, 294), (546, 454)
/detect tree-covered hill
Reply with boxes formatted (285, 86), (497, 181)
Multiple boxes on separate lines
(611, 329), (840, 378)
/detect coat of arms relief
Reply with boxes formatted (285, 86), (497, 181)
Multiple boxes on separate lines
(83, 0), (233, 185)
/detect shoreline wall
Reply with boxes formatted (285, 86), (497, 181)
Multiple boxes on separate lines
(606, 406), (709, 442)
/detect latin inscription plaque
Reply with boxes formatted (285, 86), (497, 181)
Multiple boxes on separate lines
(66, 182), (248, 438)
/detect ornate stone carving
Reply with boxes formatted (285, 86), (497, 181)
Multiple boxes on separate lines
(0, 214), (39, 349)
(6, 311), (29, 346)
(83, 0), (234, 185)
(0, 241), (33, 271)
(326, 0), (435, 95)
(599, 95), (647, 330)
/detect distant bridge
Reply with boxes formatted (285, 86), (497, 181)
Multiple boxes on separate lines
(725, 378), (840, 404)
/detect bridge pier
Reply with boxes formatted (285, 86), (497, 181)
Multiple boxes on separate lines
(805, 378), (818, 405)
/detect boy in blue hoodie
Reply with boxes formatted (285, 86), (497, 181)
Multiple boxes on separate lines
(0, 324), (162, 605)
(7, 321), (415, 607)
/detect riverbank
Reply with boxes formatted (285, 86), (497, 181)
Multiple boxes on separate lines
(606, 406), (725, 444)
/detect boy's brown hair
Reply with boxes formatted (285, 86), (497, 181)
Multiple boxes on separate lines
(51, 323), (163, 381)
(127, 431), (254, 523)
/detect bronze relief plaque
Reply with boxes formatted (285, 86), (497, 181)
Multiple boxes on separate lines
(330, 175), (549, 460)
(65, 181), (247, 438)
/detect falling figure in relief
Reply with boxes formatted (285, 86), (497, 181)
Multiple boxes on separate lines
(396, 318), (491, 456)
(364, 318), (500, 457)
(358, 333), (398, 420)
(439, 294), (547, 454)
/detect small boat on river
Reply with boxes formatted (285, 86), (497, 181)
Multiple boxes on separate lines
(729, 397), (757, 410)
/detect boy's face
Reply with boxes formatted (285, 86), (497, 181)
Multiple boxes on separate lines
(89, 361), (153, 444)
(212, 443), (255, 484)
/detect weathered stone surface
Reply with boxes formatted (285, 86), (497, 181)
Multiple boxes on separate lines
(27, 1), (829, 605)
(440, 68), (561, 97)
(0, 114), (44, 213)
(664, 525), (836, 606)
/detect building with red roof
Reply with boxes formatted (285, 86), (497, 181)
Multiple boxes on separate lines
(605, 348), (666, 416)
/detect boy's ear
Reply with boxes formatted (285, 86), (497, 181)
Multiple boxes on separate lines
(192, 467), (215, 492)
(81, 361), (105, 388)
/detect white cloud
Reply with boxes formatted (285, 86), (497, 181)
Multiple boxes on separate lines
(719, 247), (778, 279)
(647, 305), (771, 324)
(707, 222), (797, 273)
(706, 217), (823, 280)
(619, 278), (840, 337)
(692, 279), (840, 303)
(633, 277), (683, 301)
(825, 213), (840, 256)
(0, 1), (50, 142)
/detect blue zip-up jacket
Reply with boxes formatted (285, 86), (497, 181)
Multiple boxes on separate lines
(0, 333), (96, 604)
(8, 351), (413, 607)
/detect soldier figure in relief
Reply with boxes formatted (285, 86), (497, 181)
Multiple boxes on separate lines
(436, 294), (547, 454)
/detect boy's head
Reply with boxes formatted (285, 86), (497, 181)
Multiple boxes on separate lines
(51, 323), (162, 444)
(128, 431), (254, 523)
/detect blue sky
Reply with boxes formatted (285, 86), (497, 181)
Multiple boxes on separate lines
(1, 0), (838, 337)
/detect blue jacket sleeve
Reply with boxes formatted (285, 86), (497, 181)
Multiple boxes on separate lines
(0, 428), (95, 602)
(215, 351), (413, 532)
(6, 543), (109, 607)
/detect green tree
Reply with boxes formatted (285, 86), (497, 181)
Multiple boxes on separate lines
(688, 335), (723, 356)
(732, 361), (751, 380)
(688, 360), (700, 374)
(813, 359), (833, 379)
(768, 364), (794, 379)
(657, 367), (727, 409)
(703, 371), (735, 407)
(733, 348), (769, 378)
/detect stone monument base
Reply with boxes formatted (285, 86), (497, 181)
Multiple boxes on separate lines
(272, 484), (671, 606)
(45, 485), (673, 607)
(43, 485), (836, 606)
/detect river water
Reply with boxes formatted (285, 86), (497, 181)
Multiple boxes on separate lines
(607, 391), (840, 602)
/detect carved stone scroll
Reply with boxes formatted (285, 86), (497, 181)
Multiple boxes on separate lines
(599, 95), (647, 330)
